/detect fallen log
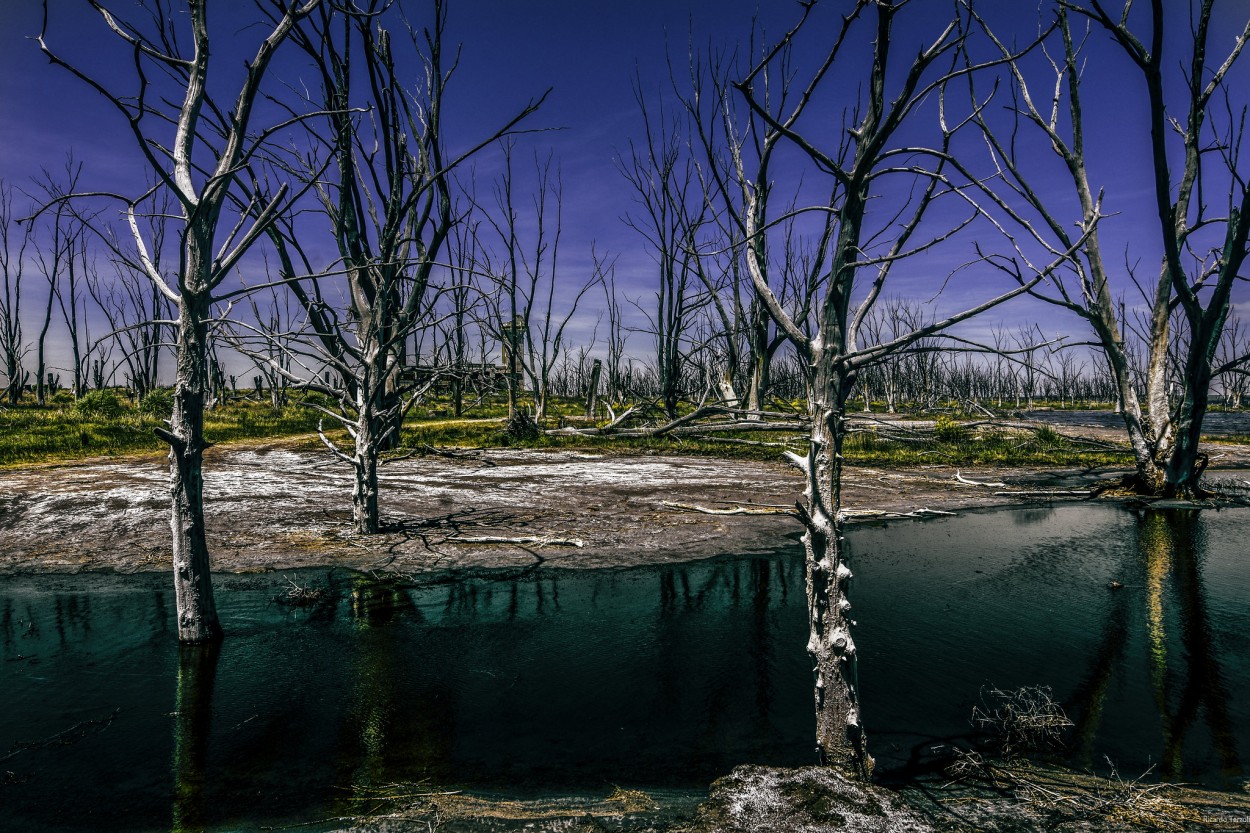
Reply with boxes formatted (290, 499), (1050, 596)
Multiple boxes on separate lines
(955, 471), (1009, 488)
(660, 500), (795, 516)
(448, 536), (585, 548)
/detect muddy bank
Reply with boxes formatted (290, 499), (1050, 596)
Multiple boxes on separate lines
(1, 438), (1247, 576)
(0, 444), (1085, 576)
(0, 445), (800, 575)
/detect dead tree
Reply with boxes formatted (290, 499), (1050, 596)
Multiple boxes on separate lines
(29, 160), (88, 405)
(440, 216), (487, 418)
(677, 42), (809, 418)
(38, 172), (175, 403)
(972, 1), (1250, 496)
(858, 298), (932, 413)
(235, 285), (296, 409)
(480, 141), (527, 420)
(39, 0), (328, 642)
(0, 182), (30, 405)
(51, 227), (91, 396)
(90, 263), (170, 400)
(235, 0), (544, 534)
(731, 1), (1063, 777)
(87, 191), (175, 400)
(479, 149), (598, 422)
(603, 267), (630, 403)
(517, 219), (604, 423)
(619, 80), (715, 420)
(1216, 315), (1249, 408)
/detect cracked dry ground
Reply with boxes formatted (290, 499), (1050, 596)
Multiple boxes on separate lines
(0, 446), (800, 575)
(3, 439), (1248, 576)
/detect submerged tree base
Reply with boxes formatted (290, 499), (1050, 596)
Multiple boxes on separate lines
(1106, 453), (1216, 500)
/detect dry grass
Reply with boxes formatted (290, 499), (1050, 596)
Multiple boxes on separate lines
(944, 687), (1225, 833)
(941, 754), (1221, 831)
(606, 786), (660, 812)
(1018, 761), (1209, 831)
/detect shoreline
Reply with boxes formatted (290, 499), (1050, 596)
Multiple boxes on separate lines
(4, 442), (1250, 832)
(1, 440), (1247, 577)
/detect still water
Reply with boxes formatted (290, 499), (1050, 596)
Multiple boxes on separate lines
(1021, 408), (1250, 436)
(1, 505), (1247, 831)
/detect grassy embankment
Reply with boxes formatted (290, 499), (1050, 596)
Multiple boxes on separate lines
(0, 388), (1147, 470)
(0, 389), (324, 467)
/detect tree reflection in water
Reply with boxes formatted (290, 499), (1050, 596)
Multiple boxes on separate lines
(1069, 510), (1242, 781)
(5, 509), (1246, 832)
(336, 579), (453, 805)
(172, 642), (220, 833)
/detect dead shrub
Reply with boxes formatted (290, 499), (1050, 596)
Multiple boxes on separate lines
(274, 575), (329, 606)
(972, 685), (1073, 756)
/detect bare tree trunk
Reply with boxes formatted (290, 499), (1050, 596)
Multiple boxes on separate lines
(746, 360), (766, 415)
(585, 358), (601, 418)
(41, 0), (327, 646)
(0, 185), (30, 406)
(1164, 336), (1217, 497)
(166, 292), (221, 644)
(451, 307), (466, 417)
(2, 357), (20, 404)
(63, 259), (86, 398)
(348, 346), (387, 536)
(35, 256), (55, 405)
(1093, 317), (1165, 492)
(352, 403), (382, 535)
(800, 380), (871, 778)
(744, 305), (772, 417)
(978, 3), (1250, 495)
(451, 375), (464, 417)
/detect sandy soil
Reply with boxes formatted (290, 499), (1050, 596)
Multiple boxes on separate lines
(1, 423), (1248, 577)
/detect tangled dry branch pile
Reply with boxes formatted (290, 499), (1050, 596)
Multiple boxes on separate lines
(972, 685), (1075, 756)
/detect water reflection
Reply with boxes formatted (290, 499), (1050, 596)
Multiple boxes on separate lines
(1009, 507), (1055, 526)
(2, 507), (1248, 832)
(1068, 563), (1130, 764)
(1139, 512), (1240, 779)
(336, 579), (453, 802)
(1066, 511), (1242, 781)
(173, 643), (220, 833)
(849, 505), (1249, 786)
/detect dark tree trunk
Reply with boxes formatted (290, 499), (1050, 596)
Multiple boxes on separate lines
(35, 287), (54, 406)
(1163, 371), (1212, 498)
(3, 354), (19, 405)
(173, 642), (220, 831)
(585, 358), (602, 418)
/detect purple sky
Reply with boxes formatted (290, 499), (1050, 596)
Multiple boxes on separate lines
(2, 0), (1248, 382)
